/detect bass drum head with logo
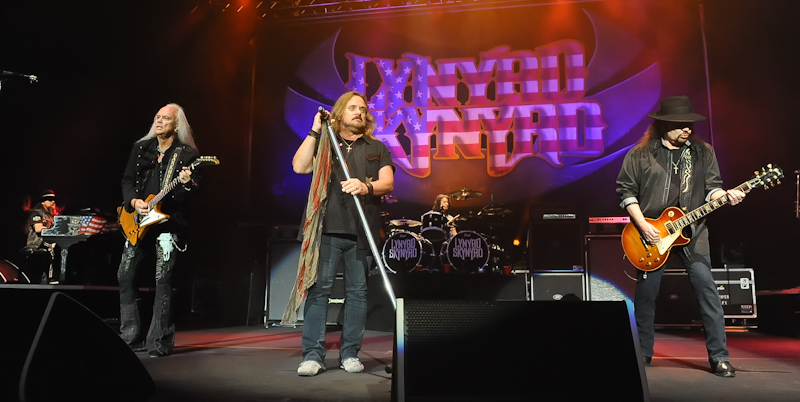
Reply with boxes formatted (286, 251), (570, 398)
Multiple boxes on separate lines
(440, 231), (489, 273)
(0, 259), (30, 284)
(382, 230), (434, 274)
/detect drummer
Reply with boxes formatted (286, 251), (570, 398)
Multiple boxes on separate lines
(431, 194), (458, 237)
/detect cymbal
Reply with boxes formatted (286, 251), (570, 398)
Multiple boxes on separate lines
(389, 218), (422, 227)
(448, 188), (483, 201)
(381, 195), (399, 203)
(478, 205), (513, 217)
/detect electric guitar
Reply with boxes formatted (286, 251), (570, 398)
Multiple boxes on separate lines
(117, 156), (220, 246)
(621, 164), (783, 272)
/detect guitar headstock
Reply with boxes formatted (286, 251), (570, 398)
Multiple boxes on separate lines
(750, 164), (783, 190)
(190, 156), (220, 169)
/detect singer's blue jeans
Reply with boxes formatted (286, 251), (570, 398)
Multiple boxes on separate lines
(301, 234), (368, 365)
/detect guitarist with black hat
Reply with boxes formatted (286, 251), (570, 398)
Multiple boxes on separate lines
(616, 95), (745, 378)
(117, 103), (201, 358)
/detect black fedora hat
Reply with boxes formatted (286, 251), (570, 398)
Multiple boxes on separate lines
(647, 96), (706, 122)
(39, 190), (56, 202)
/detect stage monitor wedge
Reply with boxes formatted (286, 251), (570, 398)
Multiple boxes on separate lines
(393, 299), (649, 402)
(19, 292), (155, 402)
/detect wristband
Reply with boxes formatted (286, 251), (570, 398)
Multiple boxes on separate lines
(308, 130), (320, 139)
(366, 182), (374, 195)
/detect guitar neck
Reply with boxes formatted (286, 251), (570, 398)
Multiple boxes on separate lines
(147, 177), (182, 208)
(672, 181), (752, 230)
(147, 161), (200, 208)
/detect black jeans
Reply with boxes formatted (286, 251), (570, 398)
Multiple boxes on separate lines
(634, 230), (729, 362)
(117, 233), (180, 354)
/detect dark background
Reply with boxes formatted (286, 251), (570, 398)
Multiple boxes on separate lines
(1, 0), (798, 322)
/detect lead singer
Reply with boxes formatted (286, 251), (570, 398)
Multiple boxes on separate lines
(284, 91), (395, 377)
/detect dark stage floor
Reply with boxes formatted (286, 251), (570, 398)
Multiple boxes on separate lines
(133, 325), (800, 402)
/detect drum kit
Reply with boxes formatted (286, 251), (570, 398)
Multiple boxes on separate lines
(380, 188), (512, 274)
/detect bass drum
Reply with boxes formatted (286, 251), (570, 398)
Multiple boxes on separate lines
(440, 231), (490, 273)
(420, 211), (447, 243)
(382, 230), (435, 274)
(0, 259), (30, 284)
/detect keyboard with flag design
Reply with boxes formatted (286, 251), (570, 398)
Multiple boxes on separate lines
(41, 215), (119, 284)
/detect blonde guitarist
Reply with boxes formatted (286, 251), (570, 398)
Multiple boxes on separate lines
(117, 103), (200, 359)
(616, 96), (745, 378)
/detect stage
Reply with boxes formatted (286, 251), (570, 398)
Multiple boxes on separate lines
(134, 324), (799, 402)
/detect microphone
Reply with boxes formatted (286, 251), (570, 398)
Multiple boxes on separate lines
(318, 106), (329, 121)
(2, 70), (38, 82)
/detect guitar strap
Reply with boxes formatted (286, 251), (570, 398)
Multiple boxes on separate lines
(161, 148), (182, 190)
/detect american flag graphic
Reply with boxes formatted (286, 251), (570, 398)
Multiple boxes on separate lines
(77, 216), (108, 235)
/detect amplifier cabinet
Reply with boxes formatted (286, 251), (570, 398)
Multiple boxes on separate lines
(530, 272), (586, 301)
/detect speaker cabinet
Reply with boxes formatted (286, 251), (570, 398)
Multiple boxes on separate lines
(393, 299), (648, 401)
(266, 240), (346, 325)
(266, 240), (304, 322)
(366, 273), (529, 332)
(0, 291), (154, 402)
(654, 270), (703, 326)
(528, 220), (583, 272)
(585, 235), (637, 302)
(530, 272), (586, 300)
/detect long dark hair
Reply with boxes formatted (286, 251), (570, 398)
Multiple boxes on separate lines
(432, 194), (449, 212)
(633, 120), (708, 152)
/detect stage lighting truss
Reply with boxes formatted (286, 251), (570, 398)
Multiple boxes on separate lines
(197, 0), (567, 24)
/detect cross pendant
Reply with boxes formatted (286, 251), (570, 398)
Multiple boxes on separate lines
(346, 145), (352, 153)
(674, 165), (678, 174)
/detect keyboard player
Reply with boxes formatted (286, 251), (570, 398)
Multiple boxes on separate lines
(21, 190), (58, 283)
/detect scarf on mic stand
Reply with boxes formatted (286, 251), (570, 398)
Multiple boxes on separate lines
(281, 123), (332, 325)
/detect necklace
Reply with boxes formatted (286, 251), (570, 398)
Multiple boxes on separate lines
(341, 137), (356, 153)
(671, 159), (679, 174)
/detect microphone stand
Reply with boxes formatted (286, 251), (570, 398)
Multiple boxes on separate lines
(795, 169), (799, 219)
(320, 111), (397, 310)
(0, 70), (39, 93)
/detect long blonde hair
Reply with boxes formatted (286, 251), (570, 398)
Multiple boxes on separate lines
(137, 103), (198, 150)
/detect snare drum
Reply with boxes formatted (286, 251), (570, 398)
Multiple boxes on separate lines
(381, 230), (435, 274)
(420, 211), (447, 242)
(440, 231), (489, 273)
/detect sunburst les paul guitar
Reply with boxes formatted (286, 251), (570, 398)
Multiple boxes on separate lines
(621, 164), (783, 272)
(117, 156), (220, 246)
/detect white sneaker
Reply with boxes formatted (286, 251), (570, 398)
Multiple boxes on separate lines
(297, 360), (324, 376)
(339, 357), (364, 373)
